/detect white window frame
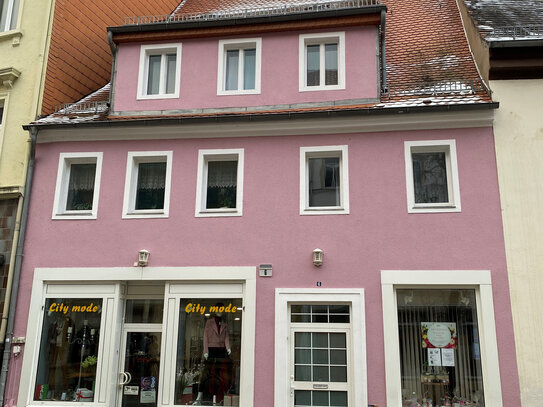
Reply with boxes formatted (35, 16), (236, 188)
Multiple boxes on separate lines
(137, 43), (181, 100)
(122, 151), (172, 219)
(217, 38), (262, 95)
(275, 289), (367, 407)
(52, 152), (103, 220)
(404, 139), (461, 213)
(300, 145), (349, 215)
(299, 32), (346, 92)
(381, 270), (503, 407)
(195, 148), (244, 217)
(0, 0), (19, 32)
(18, 266), (256, 407)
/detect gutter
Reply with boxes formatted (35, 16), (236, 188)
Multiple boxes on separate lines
(488, 38), (543, 48)
(380, 8), (387, 93)
(107, 31), (118, 114)
(0, 127), (37, 406)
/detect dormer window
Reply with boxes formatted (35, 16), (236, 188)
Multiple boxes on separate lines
(137, 43), (181, 99)
(299, 32), (345, 92)
(217, 38), (262, 95)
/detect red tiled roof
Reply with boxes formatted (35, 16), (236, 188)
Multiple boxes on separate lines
(41, 0), (180, 116)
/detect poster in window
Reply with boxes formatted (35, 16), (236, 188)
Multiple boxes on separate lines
(441, 348), (455, 366)
(421, 322), (457, 349)
(428, 348), (441, 366)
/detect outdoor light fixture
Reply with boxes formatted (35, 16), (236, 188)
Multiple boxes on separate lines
(137, 249), (150, 267)
(313, 248), (323, 267)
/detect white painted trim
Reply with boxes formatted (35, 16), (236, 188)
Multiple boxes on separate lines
(299, 145), (349, 215)
(380, 270), (503, 407)
(274, 289), (367, 407)
(52, 152), (103, 219)
(298, 32), (346, 92)
(137, 43), (182, 100)
(36, 109), (496, 143)
(122, 151), (172, 219)
(195, 148), (244, 217)
(217, 38), (262, 95)
(404, 139), (461, 213)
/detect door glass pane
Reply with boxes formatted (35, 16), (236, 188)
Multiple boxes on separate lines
(35, 298), (103, 402)
(136, 162), (166, 210)
(294, 332), (347, 383)
(122, 332), (161, 407)
(125, 300), (164, 324)
(396, 289), (484, 406)
(206, 160), (237, 209)
(306, 44), (320, 86)
(243, 48), (256, 90)
(147, 55), (161, 95)
(175, 299), (243, 405)
(165, 53), (177, 94)
(324, 43), (338, 85)
(225, 50), (239, 90)
(66, 163), (96, 211)
(308, 157), (340, 207)
(412, 152), (449, 203)
(295, 390), (348, 407)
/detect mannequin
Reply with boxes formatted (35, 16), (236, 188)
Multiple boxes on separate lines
(194, 306), (231, 406)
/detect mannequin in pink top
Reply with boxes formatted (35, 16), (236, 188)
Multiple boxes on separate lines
(194, 305), (231, 405)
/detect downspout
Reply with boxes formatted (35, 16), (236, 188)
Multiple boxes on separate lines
(0, 127), (37, 406)
(107, 30), (118, 113)
(380, 9), (387, 94)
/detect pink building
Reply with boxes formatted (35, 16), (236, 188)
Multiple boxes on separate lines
(6, 1), (520, 407)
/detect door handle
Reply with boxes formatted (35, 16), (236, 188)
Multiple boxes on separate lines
(119, 372), (129, 385)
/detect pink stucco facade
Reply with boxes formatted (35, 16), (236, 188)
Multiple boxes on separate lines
(6, 125), (520, 406)
(112, 27), (379, 113)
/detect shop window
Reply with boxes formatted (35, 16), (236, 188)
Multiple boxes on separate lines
(217, 38), (262, 95)
(396, 289), (484, 406)
(123, 151), (172, 218)
(275, 290), (367, 407)
(404, 140), (461, 213)
(300, 146), (349, 215)
(195, 149), (244, 217)
(52, 153), (103, 219)
(34, 298), (103, 402)
(175, 298), (243, 405)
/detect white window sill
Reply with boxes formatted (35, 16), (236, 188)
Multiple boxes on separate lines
(196, 209), (242, 218)
(0, 29), (22, 44)
(300, 207), (349, 216)
(299, 84), (345, 92)
(136, 93), (179, 100)
(122, 211), (168, 219)
(52, 211), (97, 220)
(408, 204), (461, 214)
(217, 89), (260, 96)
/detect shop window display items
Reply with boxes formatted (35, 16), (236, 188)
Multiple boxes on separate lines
(397, 289), (484, 407)
(35, 298), (102, 402)
(176, 299), (242, 406)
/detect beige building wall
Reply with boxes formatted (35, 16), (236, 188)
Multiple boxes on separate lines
(0, 0), (54, 189)
(492, 79), (543, 407)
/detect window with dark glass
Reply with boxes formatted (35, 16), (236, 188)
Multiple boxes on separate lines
(35, 298), (103, 402)
(308, 157), (340, 207)
(175, 298), (243, 406)
(225, 48), (256, 91)
(146, 52), (177, 96)
(206, 160), (237, 209)
(396, 289), (484, 406)
(135, 162), (166, 210)
(66, 163), (96, 211)
(412, 152), (449, 204)
(306, 42), (339, 87)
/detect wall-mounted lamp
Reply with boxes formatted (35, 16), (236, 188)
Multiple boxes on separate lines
(137, 249), (150, 267)
(312, 248), (323, 267)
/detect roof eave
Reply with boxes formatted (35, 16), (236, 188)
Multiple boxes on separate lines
(488, 38), (543, 48)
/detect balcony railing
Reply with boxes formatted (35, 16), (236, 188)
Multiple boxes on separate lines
(124, 0), (382, 26)
(488, 25), (543, 39)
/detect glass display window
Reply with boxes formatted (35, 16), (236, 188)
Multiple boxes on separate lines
(34, 298), (103, 402)
(396, 289), (484, 407)
(175, 299), (243, 406)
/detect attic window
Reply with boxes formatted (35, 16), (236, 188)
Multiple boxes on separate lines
(137, 43), (181, 99)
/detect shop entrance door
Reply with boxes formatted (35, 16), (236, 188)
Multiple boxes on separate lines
(119, 329), (162, 407)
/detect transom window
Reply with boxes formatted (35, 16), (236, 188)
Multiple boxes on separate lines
(195, 149), (244, 217)
(138, 44), (181, 99)
(52, 153), (103, 219)
(217, 38), (262, 95)
(123, 151), (172, 218)
(300, 146), (349, 215)
(0, 0), (19, 32)
(404, 140), (461, 213)
(299, 32), (345, 91)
